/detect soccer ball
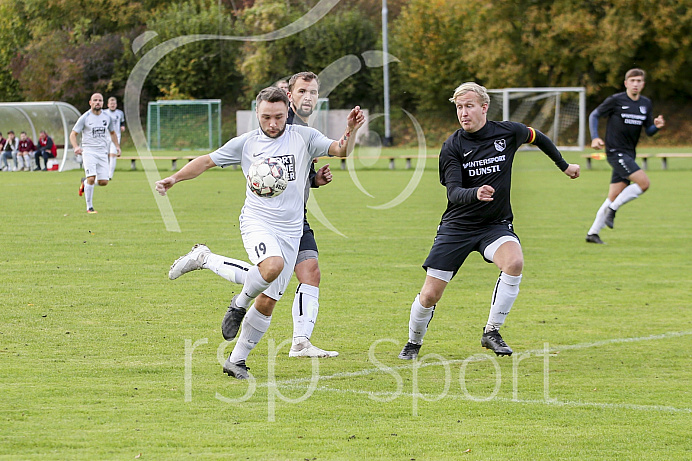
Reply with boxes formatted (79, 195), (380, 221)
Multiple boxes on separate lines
(247, 157), (288, 198)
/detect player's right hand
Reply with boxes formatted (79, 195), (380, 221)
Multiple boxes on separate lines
(591, 138), (605, 149)
(155, 177), (175, 196)
(477, 184), (494, 201)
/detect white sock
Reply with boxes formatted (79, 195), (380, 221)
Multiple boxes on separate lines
(204, 253), (250, 284)
(229, 306), (271, 363)
(588, 198), (612, 235)
(17, 155), (25, 169)
(108, 156), (117, 179)
(408, 294), (435, 345)
(610, 184), (643, 210)
(236, 265), (271, 308)
(85, 183), (95, 209)
(292, 283), (319, 345)
(485, 272), (522, 333)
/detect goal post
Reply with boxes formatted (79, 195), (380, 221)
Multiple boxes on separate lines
(147, 99), (222, 150)
(487, 87), (586, 151)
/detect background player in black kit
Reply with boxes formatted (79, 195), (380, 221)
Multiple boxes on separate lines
(585, 68), (665, 244)
(285, 71), (339, 358)
(399, 82), (580, 359)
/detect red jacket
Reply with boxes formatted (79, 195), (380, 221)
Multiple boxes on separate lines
(38, 136), (57, 157)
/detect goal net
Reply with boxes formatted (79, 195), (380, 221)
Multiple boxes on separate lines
(487, 87), (586, 151)
(147, 99), (222, 150)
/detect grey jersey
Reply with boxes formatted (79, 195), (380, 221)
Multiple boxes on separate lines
(105, 109), (125, 142)
(73, 110), (115, 154)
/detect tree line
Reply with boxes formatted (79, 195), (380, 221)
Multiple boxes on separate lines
(1, 0), (690, 143)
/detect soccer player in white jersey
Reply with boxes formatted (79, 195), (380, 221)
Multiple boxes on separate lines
(70, 93), (121, 213)
(155, 87), (365, 379)
(105, 96), (126, 180)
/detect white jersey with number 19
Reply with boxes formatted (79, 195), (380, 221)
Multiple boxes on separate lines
(209, 124), (333, 238)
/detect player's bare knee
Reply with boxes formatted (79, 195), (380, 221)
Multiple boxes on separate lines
(501, 258), (523, 276)
(98, 180), (109, 186)
(258, 256), (283, 282)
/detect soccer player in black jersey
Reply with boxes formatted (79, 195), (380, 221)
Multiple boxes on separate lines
(586, 68), (665, 244)
(284, 71), (339, 358)
(398, 82), (580, 359)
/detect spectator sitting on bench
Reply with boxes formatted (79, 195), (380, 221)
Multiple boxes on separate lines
(1, 130), (18, 171)
(17, 131), (36, 171)
(34, 131), (57, 171)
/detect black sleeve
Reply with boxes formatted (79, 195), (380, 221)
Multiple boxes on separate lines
(309, 162), (318, 188)
(46, 137), (54, 149)
(530, 128), (569, 171)
(439, 140), (479, 204)
(643, 100), (659, 136)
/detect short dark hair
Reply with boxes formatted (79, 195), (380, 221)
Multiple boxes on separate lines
(256, 86), (290, 107)
(288, 71), (319, 92)
(625, 68), (646, 80)
(7, 130), (14, 135)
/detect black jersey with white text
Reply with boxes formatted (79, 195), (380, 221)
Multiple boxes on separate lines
(594, 92), (655, 156)
(438, 121), (533, 227)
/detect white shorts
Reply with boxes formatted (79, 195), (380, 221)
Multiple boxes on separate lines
(83, 151), (110, 180)
(240, 219), (300, 301)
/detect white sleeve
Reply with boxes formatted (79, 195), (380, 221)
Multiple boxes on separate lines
(72, 112), (87, 133)
(294, 125), (333, 159)
(208, 132), (250, 167)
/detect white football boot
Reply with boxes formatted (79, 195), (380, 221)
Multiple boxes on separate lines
(289, 340), (339, 358)
(169, 244), (210, 280)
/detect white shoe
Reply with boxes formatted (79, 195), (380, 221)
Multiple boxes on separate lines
(169, 243), (210, 280)
(289, 340), (338, 358)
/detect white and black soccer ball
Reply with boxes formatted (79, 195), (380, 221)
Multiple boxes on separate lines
(247, 157), (288, 198)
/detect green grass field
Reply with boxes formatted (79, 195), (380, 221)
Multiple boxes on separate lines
(1, 148), (691, 460)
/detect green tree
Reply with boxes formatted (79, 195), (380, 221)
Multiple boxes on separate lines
(143, 0), (244, 101)
(0, 0), (30, 100)
(390, 0), (474, 112)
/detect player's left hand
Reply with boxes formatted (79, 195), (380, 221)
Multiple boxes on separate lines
(315, 163), (332, 186)
(654, 115), (665, 129)
(347, 106), (365, 131)
(564, 163), (580, 179)
(155, 177), (176, 196)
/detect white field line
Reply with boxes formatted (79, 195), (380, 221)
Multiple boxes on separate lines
(266, 330), (692, 414)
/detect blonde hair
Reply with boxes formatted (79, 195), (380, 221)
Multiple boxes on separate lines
(449, 82), (490, 106)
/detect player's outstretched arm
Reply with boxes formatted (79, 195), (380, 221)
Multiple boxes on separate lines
(328, 106), (365, 158)
(155, 154), (216, 196)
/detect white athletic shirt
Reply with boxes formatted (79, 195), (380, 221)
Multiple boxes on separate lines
(72, 110), (115, 155)
(105, 108), (125, 142)
(209, 124), (333, 238)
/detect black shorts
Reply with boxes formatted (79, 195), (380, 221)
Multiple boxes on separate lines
(422, 222), (519, 276)
(607, 152), (641, 184)
(298, 218), (318, 253)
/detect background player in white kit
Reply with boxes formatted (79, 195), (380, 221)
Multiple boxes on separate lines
(105, 96), (126, 180)
(70, 93), (121, 213)
(155, 87), (365, 379)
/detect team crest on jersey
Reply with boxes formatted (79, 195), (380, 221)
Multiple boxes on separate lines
(639, 106), (647, 114)
(494, 139), (506, 152)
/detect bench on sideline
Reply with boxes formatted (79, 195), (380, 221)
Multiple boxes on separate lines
(339, 155), (439, 170)
(655, 153), (692, 170)
(117, 155), (198, 171)
(581, 153), (650, 170)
